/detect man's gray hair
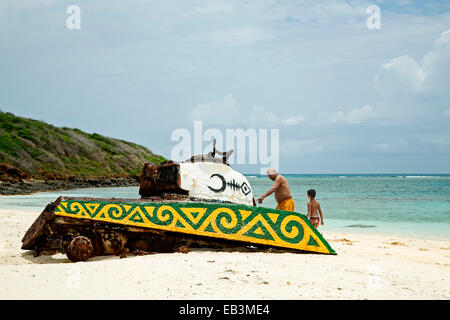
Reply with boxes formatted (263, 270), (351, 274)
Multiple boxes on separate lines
(266, 168), (278, 176)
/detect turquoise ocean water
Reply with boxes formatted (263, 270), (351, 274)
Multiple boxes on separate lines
(1, 174), (449, 240)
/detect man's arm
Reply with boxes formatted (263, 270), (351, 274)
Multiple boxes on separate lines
(318, 203), (324, 225)
(257, 176), (281, 203)
(306, 202), (311, 218)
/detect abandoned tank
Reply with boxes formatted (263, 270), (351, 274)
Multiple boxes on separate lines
(21, 142), (336, 262)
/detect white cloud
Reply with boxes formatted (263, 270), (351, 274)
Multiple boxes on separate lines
(188, 94), (239, 125)
(280, 114), (305, 126)
(332, 105), (375, 124)
(243, 106), (304, 127)
(243, 105), (278, 126)
(375, 55), (425, 96)
(188, 94), (304, 127)
(375, 29), (450, 98)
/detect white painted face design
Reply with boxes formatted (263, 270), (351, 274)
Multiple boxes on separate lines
(179, 162), (254, 205)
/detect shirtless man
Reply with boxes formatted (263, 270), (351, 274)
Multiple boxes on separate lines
(257, 168), (294, 211)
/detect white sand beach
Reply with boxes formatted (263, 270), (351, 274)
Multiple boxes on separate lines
(0, 208), (449, 300)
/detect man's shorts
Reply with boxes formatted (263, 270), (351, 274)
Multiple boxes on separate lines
(276, 198), (295, 212)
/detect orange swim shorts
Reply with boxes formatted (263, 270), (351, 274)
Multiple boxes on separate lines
(276, 198), (295, 212)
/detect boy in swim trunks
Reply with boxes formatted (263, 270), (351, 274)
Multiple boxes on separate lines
(306, 189), (324, 228)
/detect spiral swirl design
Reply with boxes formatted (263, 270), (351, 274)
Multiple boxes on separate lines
(103, 204), (125, 220)
(155, 205), (176, 226)
(278, 215), (305, 244)
(69, 202), (86, 216)
(212, 207), (241, 234)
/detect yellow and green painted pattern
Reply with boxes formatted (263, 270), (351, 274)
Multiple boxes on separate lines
(54, 200), (336, 255)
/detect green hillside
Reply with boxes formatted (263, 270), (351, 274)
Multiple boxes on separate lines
(0, 111), (165, 178)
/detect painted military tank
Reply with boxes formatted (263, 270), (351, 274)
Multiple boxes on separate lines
(21, 140), (336, 262)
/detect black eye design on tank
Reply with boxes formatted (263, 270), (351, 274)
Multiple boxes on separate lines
(208, 174), (251, 196)
(240, 182), (251, 196)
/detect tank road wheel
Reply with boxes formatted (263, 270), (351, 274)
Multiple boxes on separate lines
(66, 236), (94, 262)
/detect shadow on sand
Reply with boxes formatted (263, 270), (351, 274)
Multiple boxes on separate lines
(20, 245), (299, 265)
(21, 251), (120, 265)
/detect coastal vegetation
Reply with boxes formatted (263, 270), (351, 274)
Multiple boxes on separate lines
(0, 111), (165, 180)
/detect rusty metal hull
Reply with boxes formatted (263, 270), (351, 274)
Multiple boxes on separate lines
(139, 161), (188, 197)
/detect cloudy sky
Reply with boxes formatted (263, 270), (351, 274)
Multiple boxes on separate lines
(1, 0), (449, 173)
